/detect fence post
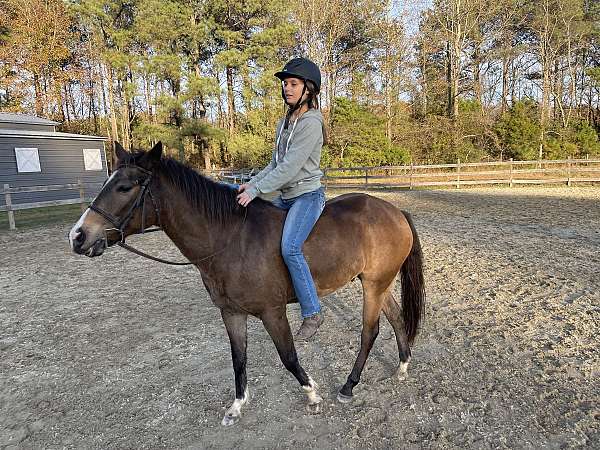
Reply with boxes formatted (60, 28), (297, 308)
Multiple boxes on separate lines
(4, 183), (16, 231)
(567, 156), (572, 187)
(78, 179), (86, 212)
(323, 168), (329, 191)
(409, 162), (414, 190)
(456, 158), (461, 189)
(509, 158), (514, 187)
(364, 168), (369, 190)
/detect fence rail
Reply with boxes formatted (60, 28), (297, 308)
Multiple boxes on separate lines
(209, 158), (600, 190)
(1, 180), (102, 230)
(321, 158), (600, 189)
(3, 158), (600, 231)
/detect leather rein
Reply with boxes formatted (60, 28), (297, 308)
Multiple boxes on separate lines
(88, 165), (245, 266)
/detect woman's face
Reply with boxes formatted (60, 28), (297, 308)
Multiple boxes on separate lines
(282, 77), (308, 105)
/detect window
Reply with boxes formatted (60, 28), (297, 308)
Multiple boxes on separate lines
(83, 148), (103, 171)
(15, 148), (41, 173)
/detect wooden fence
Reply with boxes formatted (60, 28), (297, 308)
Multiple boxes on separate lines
(0, 180), (102, 230)
(209, 158), (600, 190)
(3, 158), (599, 231)
(209, 168), (256, 184)
(321, 158), (600, 190)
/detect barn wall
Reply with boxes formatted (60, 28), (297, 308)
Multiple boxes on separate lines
(0, 137), (107, 207)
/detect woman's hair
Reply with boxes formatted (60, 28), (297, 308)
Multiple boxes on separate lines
(283, 78), (327, 144)
(303, 80), (319, 110)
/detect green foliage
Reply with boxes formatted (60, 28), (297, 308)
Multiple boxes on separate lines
(4, 0), (599, 170)
(543, 136), (576, 160)
(571, 121), (600, 157)
(227, 132), (272, 168)
(495, 100), (541, 160)
(329, 97), (410, 167)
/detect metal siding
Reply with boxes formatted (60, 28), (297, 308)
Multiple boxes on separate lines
(0, 123), (55, 132)
(0, 137), (107, 207)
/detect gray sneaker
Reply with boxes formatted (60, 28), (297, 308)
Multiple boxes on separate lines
(295, 313), (324, 340)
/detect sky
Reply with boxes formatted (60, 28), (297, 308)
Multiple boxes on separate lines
(392, 0), (433, 36)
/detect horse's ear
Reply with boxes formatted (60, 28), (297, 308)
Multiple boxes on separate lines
(114, 141), (128, 162)
(148, 142), (163, 161)
(139, 142), (163, 169)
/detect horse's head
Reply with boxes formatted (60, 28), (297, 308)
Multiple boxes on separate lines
(69, 142), (163, 257)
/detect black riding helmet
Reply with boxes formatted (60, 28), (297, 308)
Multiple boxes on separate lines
(274, 57), (321, 92)
(275, 57), (321, 128)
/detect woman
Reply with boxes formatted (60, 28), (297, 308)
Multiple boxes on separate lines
(237, 57), (326, 340)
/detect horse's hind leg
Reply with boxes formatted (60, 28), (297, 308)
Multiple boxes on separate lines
(221, 309), (249, 426)
(382, 292), (411, 380)
(261, 307), (323, 414)
(338, 280), (387, 403)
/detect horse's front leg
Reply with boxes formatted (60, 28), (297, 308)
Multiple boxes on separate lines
(261, 307), (323, 414)
(220, 309), (249, 426)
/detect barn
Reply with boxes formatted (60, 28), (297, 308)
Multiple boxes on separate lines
(0, 113), (107, 210)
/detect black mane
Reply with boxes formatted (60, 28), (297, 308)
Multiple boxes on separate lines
(120, 152), (251, 225)
(160, 158), (245, 226)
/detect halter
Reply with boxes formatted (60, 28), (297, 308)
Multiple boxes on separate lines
(88, 164), (247, 266)
(88, 165), (189, 265)
(89, 165), (160, 244)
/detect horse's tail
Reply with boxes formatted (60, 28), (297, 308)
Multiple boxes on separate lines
(400, 211), (425, 344)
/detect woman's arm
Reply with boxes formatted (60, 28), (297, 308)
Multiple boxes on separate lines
(245, 117), (322, 200)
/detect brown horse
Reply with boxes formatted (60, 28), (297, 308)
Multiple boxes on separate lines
(69, 142), (425, 426)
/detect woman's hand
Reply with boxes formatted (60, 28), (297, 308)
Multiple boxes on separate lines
(238, 183), (251, 193)
(237, 191), (253, 207)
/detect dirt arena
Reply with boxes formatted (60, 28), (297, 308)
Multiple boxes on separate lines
(1, 186), (598, 449)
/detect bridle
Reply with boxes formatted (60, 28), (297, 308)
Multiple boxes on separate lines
(88, 164), (246, 266)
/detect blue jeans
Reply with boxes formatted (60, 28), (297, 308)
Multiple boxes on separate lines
(272, 187), (326, 318)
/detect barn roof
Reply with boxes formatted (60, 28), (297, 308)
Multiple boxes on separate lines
(0, 112), (60, 126)
(0, 129), (106, 141)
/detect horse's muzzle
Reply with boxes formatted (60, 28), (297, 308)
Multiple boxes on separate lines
(71, 227), (107, 257)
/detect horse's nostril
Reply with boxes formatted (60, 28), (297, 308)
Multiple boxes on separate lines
(75, 228), (85, 244)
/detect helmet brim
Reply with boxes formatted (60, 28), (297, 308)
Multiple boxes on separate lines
(274, 71), (305, 81)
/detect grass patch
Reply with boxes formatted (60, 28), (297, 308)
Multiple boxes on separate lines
(0, 204), (87, 232)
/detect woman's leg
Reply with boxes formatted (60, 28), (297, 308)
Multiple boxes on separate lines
(280, 188), (325, 319)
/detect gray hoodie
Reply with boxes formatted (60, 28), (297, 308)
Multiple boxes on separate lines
(246, 109), (324, 200)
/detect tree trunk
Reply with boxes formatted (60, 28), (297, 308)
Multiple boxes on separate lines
(144, 75), (152, 118)
(226, 66), (236, 135)
(501, 56), (509, 113)
(33, 74), (44, 116)
(105, 64), (120, 160)
(446, 41), (454, 118)
(473, 44), (482, 111)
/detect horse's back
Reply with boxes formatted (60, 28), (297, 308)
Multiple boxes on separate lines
(307, 193), (413, 294)
(321, 192), (407, 229)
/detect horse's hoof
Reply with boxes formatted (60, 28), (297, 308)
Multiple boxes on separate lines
(337, 392), (353, 404)
(221, 413), (239, 426)
(306, 401), (322, 414)
(396, 371), (408, 381)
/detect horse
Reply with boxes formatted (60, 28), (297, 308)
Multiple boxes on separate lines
(69, 142), (425, 426)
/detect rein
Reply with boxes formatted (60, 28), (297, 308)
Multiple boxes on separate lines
(90, 165), (247, 266)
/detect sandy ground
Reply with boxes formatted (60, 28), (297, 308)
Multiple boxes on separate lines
(0, 186), (598, 449)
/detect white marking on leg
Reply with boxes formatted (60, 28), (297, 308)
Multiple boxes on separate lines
(396, 357), (411, 380)
(302, 375), (323, 414)
(69, 209), (89, 250)
(221, 388), (249, 426)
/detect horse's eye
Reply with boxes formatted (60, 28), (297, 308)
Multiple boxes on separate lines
(117, 185), (133, 193)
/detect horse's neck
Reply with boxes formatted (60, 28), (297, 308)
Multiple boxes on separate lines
(156, 178), (241, 264)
